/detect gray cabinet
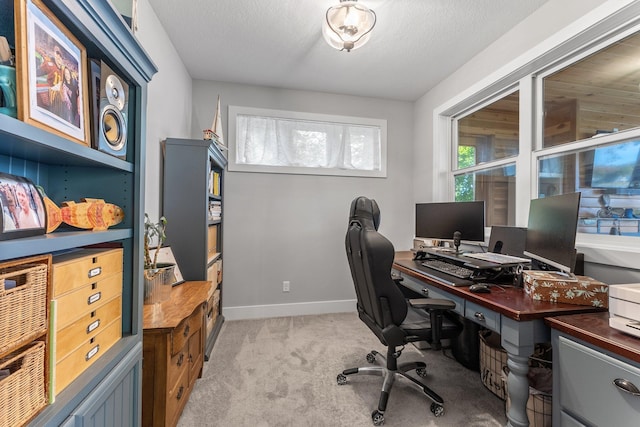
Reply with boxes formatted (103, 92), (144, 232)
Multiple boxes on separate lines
(549, 313), (640, 427)
(553, 333), (640, 426)
(163, 138), (227, 359)
(0, 1), (155, 425)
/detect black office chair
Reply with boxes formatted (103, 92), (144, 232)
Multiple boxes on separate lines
(338, 196), (461, 426)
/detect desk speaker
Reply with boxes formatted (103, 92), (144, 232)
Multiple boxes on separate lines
(90, 60), (128, 159)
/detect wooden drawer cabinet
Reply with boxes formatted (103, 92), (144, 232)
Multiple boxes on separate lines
(143, 281), (211, 427)
(51, 248), (124, 397)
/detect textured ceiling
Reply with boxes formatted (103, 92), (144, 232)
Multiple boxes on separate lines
(148, 0), (549, 101)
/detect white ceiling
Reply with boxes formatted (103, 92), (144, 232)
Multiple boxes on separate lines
(148, 0), (549, 102)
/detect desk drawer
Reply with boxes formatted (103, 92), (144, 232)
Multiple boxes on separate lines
(558, 336), (640, 427)
(398, 273), (464, 316)
(465, 301), (500, 332)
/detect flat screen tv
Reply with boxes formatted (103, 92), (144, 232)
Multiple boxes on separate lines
(591, 141), (640, 189)
(415, 201), (485, 243)
(524, 192), (581, 273)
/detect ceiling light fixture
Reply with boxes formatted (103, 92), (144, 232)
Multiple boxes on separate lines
(323, 0), (377, 52)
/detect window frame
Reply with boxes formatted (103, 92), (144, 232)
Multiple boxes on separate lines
(228, 105), (388, 178)
(435, 2), (640, 259)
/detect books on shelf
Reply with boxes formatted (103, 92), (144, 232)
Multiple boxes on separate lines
(208, 170), (221, 196)
(208, 200), (221, 221)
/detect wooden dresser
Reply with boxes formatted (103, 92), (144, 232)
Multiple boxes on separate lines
(142, 281), (211, 427)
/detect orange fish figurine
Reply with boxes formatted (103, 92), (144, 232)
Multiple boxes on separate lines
(44, 197), (124, 232)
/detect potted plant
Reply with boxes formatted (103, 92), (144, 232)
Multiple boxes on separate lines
(143, 214), (174, 304)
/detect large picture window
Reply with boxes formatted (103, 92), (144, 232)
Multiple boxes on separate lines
(444, 15), (640, 239)
(228, 106), (387, 177)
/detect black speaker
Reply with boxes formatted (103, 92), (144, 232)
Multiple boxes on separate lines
(90, 60), (128, 159)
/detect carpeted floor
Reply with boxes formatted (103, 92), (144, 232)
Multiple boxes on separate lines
(177, 312), (507, 427)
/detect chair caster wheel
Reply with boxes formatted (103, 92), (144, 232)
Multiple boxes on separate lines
(337, 373), (348, 385)
(366, 352), (376, 364)
(371, 410), (385, 425)
(416, 367), (427, 378)
(430, 402), (444, 417)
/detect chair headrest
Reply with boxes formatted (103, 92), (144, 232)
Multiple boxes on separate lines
(349, 196), (380, 230)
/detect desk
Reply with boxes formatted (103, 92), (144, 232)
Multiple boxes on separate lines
(393, 252), (605, 427)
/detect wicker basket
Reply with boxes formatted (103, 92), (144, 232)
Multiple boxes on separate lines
(0, 262), (49, 355)
(0, 341), (47, 427)
(479, 330), (508, 400)
(503, 364), (553, 427)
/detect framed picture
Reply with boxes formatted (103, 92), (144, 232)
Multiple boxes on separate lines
(15, 0), (90, 146)
(0, 172), (46, 240)
(149, 246), (185, 286)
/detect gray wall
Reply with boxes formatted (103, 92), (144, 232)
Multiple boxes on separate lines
(191, 80), (414, 319)
(136, 0), (193, 221)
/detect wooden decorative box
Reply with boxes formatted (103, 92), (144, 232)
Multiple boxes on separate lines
(50, 248), (123, 397)
(523, 270), (609, 308)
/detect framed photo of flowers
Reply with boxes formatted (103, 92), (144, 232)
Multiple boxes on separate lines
(15, 0), (90, 146)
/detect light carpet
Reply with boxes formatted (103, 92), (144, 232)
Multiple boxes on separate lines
(177, 312), (507, 427)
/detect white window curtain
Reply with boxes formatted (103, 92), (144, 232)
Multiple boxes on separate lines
(235, 114), (382, 172)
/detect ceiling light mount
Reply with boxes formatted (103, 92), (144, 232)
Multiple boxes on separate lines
(323, 0), (377, 52)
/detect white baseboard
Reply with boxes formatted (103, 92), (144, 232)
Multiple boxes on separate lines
(222, 299), (357, 321)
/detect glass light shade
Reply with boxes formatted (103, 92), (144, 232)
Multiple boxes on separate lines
(323, 1), (376, 52)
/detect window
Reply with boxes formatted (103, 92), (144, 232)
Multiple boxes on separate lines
(228, 106), (387, 177)
(535, 137), (640, 237)
(542, 32), (640, 148)
(441, 10), (640, 241)
(453, 91), (519, 226)
(456, 92), (520, 168)
(454, 164), (517, 227)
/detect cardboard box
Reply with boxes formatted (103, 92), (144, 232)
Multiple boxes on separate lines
(523, 270), (609, 308)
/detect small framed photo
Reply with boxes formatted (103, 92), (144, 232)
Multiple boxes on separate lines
(149, 246), (185, 286)
(15, 0), (90, 146)
(0, 172), (46, 240)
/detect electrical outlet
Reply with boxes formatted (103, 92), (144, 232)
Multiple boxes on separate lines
(283, 281), (290, 292)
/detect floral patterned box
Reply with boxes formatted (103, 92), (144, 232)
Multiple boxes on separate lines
(523, 270), (609, 308)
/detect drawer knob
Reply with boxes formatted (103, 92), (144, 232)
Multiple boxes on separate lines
(474, 312), (485, 321)
(183, 324), (190, 337)
(613, 378), (640, 396)
(422, 289), (429, 296)
(177, 353), (184, 367)
(176, 386), (184, 400)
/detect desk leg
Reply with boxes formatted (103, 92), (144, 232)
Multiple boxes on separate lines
(506, 352), (531, 427)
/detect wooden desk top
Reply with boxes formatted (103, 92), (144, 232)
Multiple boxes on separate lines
(546, 312), (640, 365)
(143, 281), (212, 331)
(394, 251), (606, 322)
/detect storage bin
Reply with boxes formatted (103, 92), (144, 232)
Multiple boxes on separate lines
(479, 330), (508, 400)
(0, 256), (49, 354)
(503, 363), (553, 427)
(0, 341), (47, 427)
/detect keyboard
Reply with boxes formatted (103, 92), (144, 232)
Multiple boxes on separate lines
(464, 252), (530, 265)
(421, 259), (475, 279)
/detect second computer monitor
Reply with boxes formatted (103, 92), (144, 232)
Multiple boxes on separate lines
(415, 201), (485, 243)
(488, 226), (528, 257)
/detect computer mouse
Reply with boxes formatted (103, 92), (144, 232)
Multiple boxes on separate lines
(469, 284), (491, 293)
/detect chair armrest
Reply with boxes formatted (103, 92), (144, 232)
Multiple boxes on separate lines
(409, 298), (456, 311)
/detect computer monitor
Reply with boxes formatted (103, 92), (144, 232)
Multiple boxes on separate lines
(523, 192), (581, 273)
(415, 201), (485, 245)
(488, 226), (528, 257)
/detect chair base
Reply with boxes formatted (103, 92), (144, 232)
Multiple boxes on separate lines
(337, 349), (445, 425)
